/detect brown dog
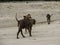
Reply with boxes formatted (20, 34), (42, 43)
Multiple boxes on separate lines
(15, 14), (36, 39)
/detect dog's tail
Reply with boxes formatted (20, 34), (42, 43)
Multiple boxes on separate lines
(15, 13), (19, 22)
(15, 13), (20, 26)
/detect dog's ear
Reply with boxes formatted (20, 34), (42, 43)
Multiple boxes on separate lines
(23, 16), (26, 18)
(23, 16), (27, 19)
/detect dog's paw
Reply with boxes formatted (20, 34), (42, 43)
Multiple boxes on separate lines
(30, 35), (32, 37)
(17, 37), (19, 39)
(23, 36), (25, 38)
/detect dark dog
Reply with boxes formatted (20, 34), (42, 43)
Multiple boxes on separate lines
(15, 15), (36, 39)
(46, 14), (53, 24)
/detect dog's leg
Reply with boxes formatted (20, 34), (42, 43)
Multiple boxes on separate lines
(28, 27), (32, 37)
(17, 29), (21, 39)
(48, 19), (50, 24)
(20, 29), (25, 38)
(25, 28), (28, 34)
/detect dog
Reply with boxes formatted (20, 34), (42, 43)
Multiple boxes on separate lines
(15, 14), (36, 39)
